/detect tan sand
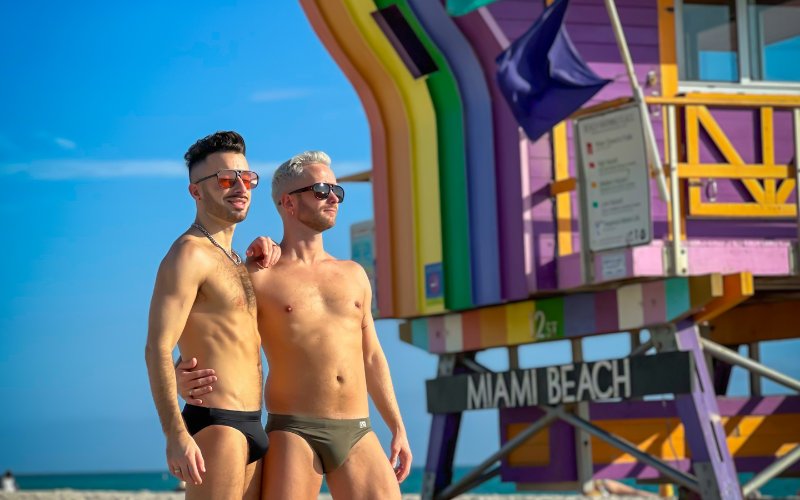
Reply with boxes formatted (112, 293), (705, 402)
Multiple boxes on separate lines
(0, 490), (660, 500)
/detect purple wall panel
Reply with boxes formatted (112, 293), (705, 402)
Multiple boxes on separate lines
(528, 131), (558, 290)
(564, 293), (596, 336)
(486, 0), (666, 290)
(499, 407), (578, 483)
(699, 109), (759, 164)
(594, 290), (619, 331)
(774, 110), (796, 164)
(562, 0), (666, 249)
(687, 220), (796, 239)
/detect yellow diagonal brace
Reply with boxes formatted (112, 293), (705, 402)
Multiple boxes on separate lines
(697, 106), (765, 203)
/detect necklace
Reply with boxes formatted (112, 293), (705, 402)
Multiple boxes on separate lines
(191, 223), (242, 266)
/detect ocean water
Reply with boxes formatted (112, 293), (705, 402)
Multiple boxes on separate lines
(13, 469), (800, 497)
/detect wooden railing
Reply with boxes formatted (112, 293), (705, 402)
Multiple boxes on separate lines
(554, 94), (800, 258)
(652, 94), (800, 219)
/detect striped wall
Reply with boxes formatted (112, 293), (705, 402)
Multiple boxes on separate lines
(499, 396), (800, 482)
(390, 0), (474, 311)
(301, 0), (799, 320)
(406, 0), (502, 308)
(399, 273), (753, 353)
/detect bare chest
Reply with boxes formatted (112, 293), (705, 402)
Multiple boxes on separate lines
(256, 266), (364, 321)
(198, 261), (257, 313)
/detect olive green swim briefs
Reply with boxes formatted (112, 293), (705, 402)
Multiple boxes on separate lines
(265, 413), (372, 473)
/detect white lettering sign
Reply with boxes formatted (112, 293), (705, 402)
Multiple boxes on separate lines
(464, 359), (633, 409)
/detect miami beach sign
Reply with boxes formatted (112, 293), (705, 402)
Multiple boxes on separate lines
(426, 351), (691, 413)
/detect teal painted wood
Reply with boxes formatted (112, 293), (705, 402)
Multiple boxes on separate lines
(665, 278), (691, 321)
(411, 318), (430, 351)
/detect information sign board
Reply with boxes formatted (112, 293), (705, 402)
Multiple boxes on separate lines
(576, 105), (652, 252)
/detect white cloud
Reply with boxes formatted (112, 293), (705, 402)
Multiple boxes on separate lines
(0, 159), (186, 180)
(54, 137), (77, 150)
(250, 88), (315, 102)
(0, 158), (370, 181)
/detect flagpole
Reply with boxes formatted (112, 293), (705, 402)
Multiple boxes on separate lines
(603, 0), (670, 202)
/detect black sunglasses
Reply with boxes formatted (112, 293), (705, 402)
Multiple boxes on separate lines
(288, 182), (345, 203)
(193, 169), (260, 190)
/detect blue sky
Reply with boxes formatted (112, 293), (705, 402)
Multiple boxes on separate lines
(1, 0), (799, 475)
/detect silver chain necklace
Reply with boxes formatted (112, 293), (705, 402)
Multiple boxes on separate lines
(191, 223), (242, 266)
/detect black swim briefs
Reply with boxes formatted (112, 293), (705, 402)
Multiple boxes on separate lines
(182, 404), (269, 464)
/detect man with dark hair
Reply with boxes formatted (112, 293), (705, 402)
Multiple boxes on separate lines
(179, 150), (412, 500)
(145, 131), (279, 500)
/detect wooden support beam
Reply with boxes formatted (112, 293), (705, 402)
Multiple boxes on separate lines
(694, 272), (754, 323)
(710, 300), (800, 344)
(550, 177), (577, 197)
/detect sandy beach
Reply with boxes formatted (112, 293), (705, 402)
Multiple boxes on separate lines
(0, 491), (662, 500)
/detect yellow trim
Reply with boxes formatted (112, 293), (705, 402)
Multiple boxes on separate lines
(657, 0), (679, 99)
(648, 94), (800, 107)
(577, 94), (800, 117)
(552, 122), (573, 256)
(680, 103), (798, 217)
(761, 107), (775, 166)
(688, 274), (724, 310)
(777, 179), (797, 204)
(677, 164), (791, 179)
(761, 107), (776, 204)
(685, 106), (700, 164)
(570, 97), (633, 119)
(688, 187), (796, 217)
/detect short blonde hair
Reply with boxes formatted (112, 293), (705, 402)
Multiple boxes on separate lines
(271, 150), (332, 206)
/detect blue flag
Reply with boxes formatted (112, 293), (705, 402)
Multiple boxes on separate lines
(496, 0), (611, 142)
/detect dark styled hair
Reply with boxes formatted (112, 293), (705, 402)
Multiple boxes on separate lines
(184, 131), (246, 172)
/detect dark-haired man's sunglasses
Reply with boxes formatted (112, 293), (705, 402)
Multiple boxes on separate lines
(289, 182), (345, 203)
(193, 169), (260, 190)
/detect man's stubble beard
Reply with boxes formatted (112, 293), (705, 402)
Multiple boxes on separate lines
(297, 206), (336, 232)
(204, 196), (249, 224)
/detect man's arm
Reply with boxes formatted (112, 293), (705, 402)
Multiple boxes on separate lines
(358, 265), (413, 482)
(144, 240), (206, 485)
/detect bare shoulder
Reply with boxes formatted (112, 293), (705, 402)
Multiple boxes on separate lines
(158, 234), (212, 278)
(336, 259), (370, 283)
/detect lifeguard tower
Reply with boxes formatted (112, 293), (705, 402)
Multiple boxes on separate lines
(300, 0), (800, 498)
